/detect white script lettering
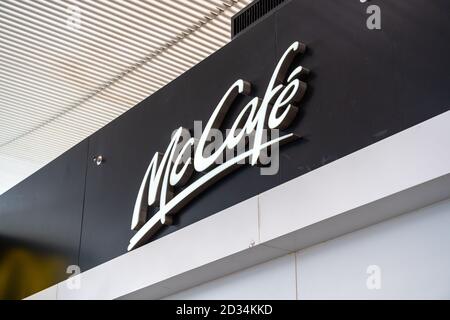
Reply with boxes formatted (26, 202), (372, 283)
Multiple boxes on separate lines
(128, 41), (309, 250)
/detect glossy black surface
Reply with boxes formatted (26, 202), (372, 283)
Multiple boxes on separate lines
(81, 0), (450, 270)
(0, 141), (88, 299)
(1, 0), (449, 298)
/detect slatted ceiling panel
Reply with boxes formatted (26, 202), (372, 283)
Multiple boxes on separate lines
(0, 0), (251, 194)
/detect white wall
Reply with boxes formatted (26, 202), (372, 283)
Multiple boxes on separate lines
(164, 254), (297, 300)
(163, 198), (450, 300)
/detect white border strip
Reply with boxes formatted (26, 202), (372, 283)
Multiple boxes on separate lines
(27, 110), (450, 300)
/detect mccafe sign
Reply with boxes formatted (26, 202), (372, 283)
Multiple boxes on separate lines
(129, 41), (310, 251)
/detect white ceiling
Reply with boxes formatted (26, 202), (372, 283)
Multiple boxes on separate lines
(0, 0), (251, 194)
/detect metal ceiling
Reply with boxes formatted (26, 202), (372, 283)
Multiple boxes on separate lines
(0, 0), (251, 194)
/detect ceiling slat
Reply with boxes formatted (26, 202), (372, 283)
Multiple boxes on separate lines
(0, 0), (250, 194)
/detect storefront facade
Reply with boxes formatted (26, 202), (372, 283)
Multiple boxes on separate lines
(1, 0), (450, 299)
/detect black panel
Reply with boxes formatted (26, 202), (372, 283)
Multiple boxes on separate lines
(79, 0), (450, 270)
(0, 140), (88, 299)
(78, 14), (278, 270)
(274, 0), (450, 181)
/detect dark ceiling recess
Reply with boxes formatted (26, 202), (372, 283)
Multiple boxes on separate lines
(231, 0), (288, 38)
